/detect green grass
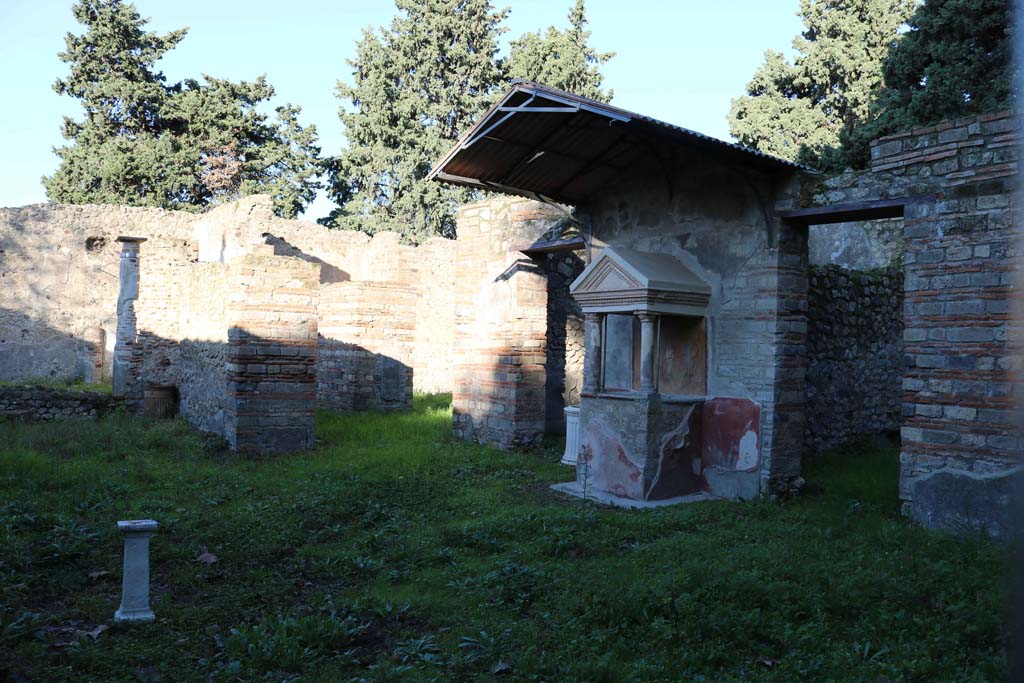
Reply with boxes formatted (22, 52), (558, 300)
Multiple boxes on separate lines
(0, 395), (1009, 682)
(0, 376), (113, 394)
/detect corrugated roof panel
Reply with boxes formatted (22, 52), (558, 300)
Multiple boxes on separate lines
(429, 81), (810, 205)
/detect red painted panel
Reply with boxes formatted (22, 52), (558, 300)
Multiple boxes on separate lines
(701, 397), (761, 473)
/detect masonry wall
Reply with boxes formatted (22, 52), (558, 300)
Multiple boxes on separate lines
(585, 149), (806, 498)
(224, 248), (320, 453)
(0, 204), (198, 382)
(128, 238), (230, 432)
(785, 110), (1022, 537)
(319, 281), (415, 412)
(805, 264), (904, 453)
(0, 385), (119, 421)
(0, 197), (458, 397)
(542, 252), (586, 433)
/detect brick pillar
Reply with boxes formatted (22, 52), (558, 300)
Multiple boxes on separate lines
(900, 185), (1022, 536)
(451, 197), (562, 450)
(762, 219), (809, 496)
(224, 247), (320, 454)
(113, 237), (146, 409)
(80, 326), (106, 383)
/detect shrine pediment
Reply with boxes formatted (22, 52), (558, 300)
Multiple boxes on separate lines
(570, 247), (711, 316)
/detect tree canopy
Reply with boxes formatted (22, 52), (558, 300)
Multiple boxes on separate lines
(324, 0), (614, 242)
(507, 0), (615, 102)
(322, 0), (508, 242)
(45, 0), (321, 217)
(728, 0), (917, 166)
(839, 0), (1014, 167)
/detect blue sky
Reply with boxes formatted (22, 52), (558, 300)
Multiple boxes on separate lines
(0, 0), (803, 219)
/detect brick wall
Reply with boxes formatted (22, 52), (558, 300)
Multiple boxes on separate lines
(319, 281), (415, 412)
(224, 248), (320, 454)
(784, 110), (1022, 536)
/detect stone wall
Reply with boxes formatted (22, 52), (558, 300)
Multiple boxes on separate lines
(584, 146), (808, 499)
(782, 110), (1022, 537)
(224, 248), (320, 454)
(805, 264), (904, 453)
(254, 205), (458, 395)
(0, 204), (198, 382)
(319, 281), (415, 412)
(0, 385), (118, 421)
(0, 197), (459, 397)
(542, 252), (586, 433)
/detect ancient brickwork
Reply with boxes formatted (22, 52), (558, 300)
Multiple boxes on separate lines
(253, 204), (458, 394)
(319, 281), (415, 412)
(451, 197), (560, 450)
(224, 248), (320, 454)
(0, 385), (119, 421)
(806, 264), (904, 453)
(784, 110), (1022, 536)
(0, 204), (198, 382)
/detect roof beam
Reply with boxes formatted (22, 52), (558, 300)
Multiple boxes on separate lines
(775, 195), (936, 225)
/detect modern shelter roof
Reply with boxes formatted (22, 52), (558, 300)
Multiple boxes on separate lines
(428, 80), (806, 207)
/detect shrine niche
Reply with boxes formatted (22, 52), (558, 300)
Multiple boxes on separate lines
(568, 247), (715, 502)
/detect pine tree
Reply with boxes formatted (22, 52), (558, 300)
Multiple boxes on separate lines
(728, 0), (917, 166)
(45, 0), (321, 218)
(838, 0), (1013, 167)
(507, 0), (614, 102)
(324, 0), (508, 242)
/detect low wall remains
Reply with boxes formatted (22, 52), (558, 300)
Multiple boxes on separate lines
(0, 385), (118, 421)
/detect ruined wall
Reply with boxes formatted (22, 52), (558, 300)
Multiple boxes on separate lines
(224, 248), (320, 454)
(808, 218), (903, 269)
(784, 110), (1022, 537)
(127, 236), (231, 432)
(0, 197), (458, 397)
(542, 252), (586, 433)
(584, 149), (807, 499)
(805, 264), (904, 453)
(451, 197), (560, 450)
(0, 204), (198, 382)
(254, 206), (458, 395)
(319, 281), (415, 412)
(0, 385), (119, 421)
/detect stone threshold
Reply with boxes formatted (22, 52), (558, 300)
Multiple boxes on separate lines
(550, 482), (718, 509)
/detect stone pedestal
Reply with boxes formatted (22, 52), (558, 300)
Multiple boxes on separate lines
(115, 519), (158, 623)
(561, 405), (581, 466)
(578, 395), (703, 501)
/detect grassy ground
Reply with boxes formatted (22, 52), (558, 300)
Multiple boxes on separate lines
(0, 395), (1009, 682)
(0, 377), (113, 394)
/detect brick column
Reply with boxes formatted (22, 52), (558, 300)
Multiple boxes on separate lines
(451, 197), (562, 450)
(113, 237), (146, 409)
(224, 247), (320, 454)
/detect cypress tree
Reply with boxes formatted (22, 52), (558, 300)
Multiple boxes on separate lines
(323, 0), (508, 242)
(45, 0), (322, 217)
(507, 0), (615, 102)
(728, 0), (917, 166)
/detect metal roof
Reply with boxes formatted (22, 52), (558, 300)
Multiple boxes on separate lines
(428, 80), (808, 206)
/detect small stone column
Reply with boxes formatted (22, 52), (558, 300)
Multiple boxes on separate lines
(582, 313), (603, 393)
(113, 237), (146, 397)
(115, 519), (158, 623)
(638, 313), (657, 395)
